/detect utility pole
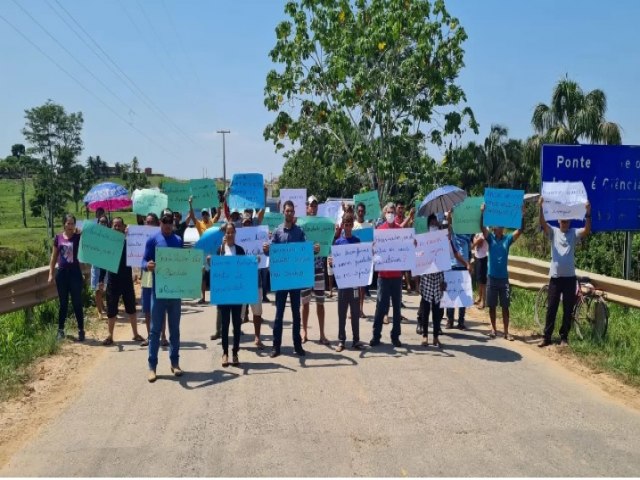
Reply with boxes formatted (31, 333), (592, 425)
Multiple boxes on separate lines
(216, 130), (230, 186)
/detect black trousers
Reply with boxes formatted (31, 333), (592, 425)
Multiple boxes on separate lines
(544, 276), (576, 341)
(420, 297), (443, 338)
(220, 305), (242, 354)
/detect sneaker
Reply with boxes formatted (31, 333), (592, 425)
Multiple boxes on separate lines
(77, 330), (85, 342)
(56, 329), (65, 341)
(269, 348), (280, 358)
(170, 365), (183, 377)
(294, 347), (306, 356)
(336, 343), (345, 353)
(392, 338), (402, 348)
(147, 370), (157, 383)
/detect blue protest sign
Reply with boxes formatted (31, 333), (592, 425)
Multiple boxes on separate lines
(542, 144), (640, 232)
(209, 255), (259, 305)
(269, 242), (314, 291)
(229, 173), (264, 211)
(353, 227), (374, 243)
(194, 226), (224, 254)
(483, 188), (524, 229)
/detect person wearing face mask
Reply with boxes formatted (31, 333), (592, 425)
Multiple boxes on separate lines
(417, 214), (447, 347)
(100, 217), (144, 346)
(370, 203), (405, 348)
(480, 203), (525, 341)
(538, 197), (592, 347)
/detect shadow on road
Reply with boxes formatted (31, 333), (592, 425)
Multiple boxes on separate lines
(174, 369), (240, 390)
(441, 343), (522, 363)
(239, 362), (297, 375)
(296, 351), (358, 369)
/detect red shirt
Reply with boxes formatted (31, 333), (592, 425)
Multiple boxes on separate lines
(376, 221), (403, 279)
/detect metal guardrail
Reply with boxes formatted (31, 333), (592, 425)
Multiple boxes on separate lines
(0, 265), (90, 316)
(508, 255), (640, 309)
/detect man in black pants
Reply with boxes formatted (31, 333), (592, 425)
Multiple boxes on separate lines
(538, 197), (592, 347)
(101, 217), (144, 346)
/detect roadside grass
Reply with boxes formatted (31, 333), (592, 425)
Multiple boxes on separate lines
(509, 286), (640, 387)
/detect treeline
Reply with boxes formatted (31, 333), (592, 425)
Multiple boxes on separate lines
(0, 100), (150, 234)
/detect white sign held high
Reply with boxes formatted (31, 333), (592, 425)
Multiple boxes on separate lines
(280, 188), (307, 218)
(373, 228), (416, 272)
(542, 181), (588, 221)
(412, 230), (452, 276)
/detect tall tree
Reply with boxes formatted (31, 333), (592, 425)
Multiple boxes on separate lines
(122, 156), (150, 193)
(22, 100), (84, 237)
(264, 0), (477, 202)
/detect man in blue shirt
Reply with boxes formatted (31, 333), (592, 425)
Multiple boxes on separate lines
(142, 209), (184, 383)
(480, 203), (525, 340)
(262, 200), (320, 358)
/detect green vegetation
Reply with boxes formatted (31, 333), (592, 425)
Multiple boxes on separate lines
(509, 287), (640, 387)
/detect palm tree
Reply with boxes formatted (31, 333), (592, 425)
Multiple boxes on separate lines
(530, 76), (621, 146)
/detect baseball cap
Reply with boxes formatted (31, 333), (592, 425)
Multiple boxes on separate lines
(307, 195), (318, 205)
(201, 208), (210, 215)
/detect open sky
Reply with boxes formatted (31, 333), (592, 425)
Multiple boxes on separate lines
(1, 0), (639, 181)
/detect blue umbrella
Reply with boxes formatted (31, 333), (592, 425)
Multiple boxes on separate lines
(418, 185), (467, 217)
(194, 225), (225, 254)
(83, 182), (131, 212)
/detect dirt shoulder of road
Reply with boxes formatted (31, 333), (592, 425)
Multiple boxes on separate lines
(469, 305), (640, 412)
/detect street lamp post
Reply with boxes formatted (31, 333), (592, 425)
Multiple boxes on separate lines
(217, 129), (230, 186)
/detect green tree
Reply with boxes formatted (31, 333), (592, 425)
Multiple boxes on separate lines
(122, 156), (150, 193)
(264, 0), (477, 202)
(22, 100), (84, 237)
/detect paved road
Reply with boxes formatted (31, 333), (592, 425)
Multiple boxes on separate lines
(2, 292), (640, 477)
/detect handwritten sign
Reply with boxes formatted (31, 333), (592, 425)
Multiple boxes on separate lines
(269, 242), (314, 291)
(330, 243), (373, 289)
(297, 216), (336, 257)
(440, 270), (474, 308)
(190, 178), (219, 209)
(483, 188), (524, 229)
(353, 227), (374, 243)
(229, 173), (264, 211)
(78, 222), (125, 273)
(154, 247), (202, 299)
(162, 181), (191, 213)
(235, 226), (269, 269)
(209, 255), (259, 305)
(542, 181), (588, 221)
(353, 190), (381, 221)
(412, 230), (452, 276)
(317, 201), (343, 225)
(280, 188), (307, 217)
(133, 190), (168, 217)
(373, 228), (416, 272)
(262, 212), (284, 232)
(126, 226), (160, 267)
(452, 196), (484, 234)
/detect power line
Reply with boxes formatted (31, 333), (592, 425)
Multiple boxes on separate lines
(0, 12), (181, 161)
(54, 0), (206, 151)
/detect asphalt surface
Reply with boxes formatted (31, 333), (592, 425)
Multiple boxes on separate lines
(2, 291), (640, 477)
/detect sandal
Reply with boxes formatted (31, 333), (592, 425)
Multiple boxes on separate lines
(319, 337), (330, 346)
(336, 344), (345, 352)
(301, 336), (308, 344)
(488, 330), (497, 339)
(505, 334), (514, 341)
(421, 338), (429, 347)
(161, 339), (170, 347)
(133, 334), (144, 342)
(140, 338), (149, 347)
(102, 337), (113, 346)
(255, 340), (265, 350)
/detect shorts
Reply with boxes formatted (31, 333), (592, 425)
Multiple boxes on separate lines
(106, 279), (137, 318)
(202, 269), (210, 290)
(241, 288), (263, 317)
(142, 287), (152, 314)
(90, 265), (107, 290)
(486, 276), (510, 308)
(302, 264), (326, 305)
(475, 256), (488, 284)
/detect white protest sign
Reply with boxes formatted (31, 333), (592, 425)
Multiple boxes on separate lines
(330, 242), (374, 289)
(126, 226), (160, 267)
(280, 188), (307, 218)
(235, 225), (269, 269)
(440, 270), (474, 308)
(318, 201), (343, 225)
(373, 228), (416, 272)
(412, 230), (452, 276)
(542, 181), (588, 221)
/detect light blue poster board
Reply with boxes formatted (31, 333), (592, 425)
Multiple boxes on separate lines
(78, 222), (124, 273)
(209, 255), (259, 305)
(269, 242), (314, 291)
(155, 247), (203, 299)
(483, 188), (524, 229)
(190, 178), (219, 209)
(229, 173), (264, 211)
(193, 226), (224, 254)
(133, 190), (168, 217)
(353, 227), (374, 243)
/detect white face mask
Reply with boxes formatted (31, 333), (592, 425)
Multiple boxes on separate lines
(385, 213), (395, 224)
(429, 226), (439, 232)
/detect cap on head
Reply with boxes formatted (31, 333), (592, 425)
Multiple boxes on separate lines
(201, 208), (209, 215)
(307, 195), (318, 205)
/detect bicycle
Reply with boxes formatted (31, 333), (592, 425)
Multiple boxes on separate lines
(533, 276), (609, 341)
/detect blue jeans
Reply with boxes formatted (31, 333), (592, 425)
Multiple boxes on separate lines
(148, 297), (181, 370)
(273, 289), (302, 350)
(372, 277), (402, 342)
(55, 267), (85, 332)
